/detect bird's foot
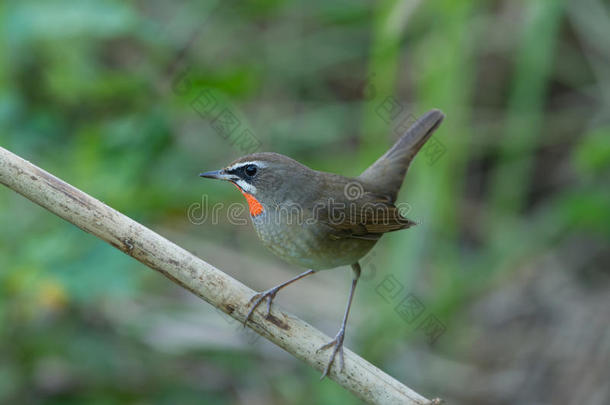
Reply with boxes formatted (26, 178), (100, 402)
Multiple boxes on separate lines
(243, 286), (280, 326)
(317, 327), (346, 379)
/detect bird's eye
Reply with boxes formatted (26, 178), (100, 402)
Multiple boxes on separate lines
(244, 164), (258, 177)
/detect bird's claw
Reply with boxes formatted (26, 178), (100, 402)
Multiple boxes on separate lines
(243, 287), (279, 326)
(317, 328), (346, 379)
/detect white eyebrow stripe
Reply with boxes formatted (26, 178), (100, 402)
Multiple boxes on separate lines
(226, 161), (267, 171)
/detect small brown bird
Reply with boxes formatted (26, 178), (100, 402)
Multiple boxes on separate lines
(200, 109), (444, 378)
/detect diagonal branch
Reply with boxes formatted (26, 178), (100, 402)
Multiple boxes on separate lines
(0, 146), (437, 405)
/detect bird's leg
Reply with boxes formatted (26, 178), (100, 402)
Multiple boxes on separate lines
(317, 262), (361, 379)
(244, 269), (315, 326)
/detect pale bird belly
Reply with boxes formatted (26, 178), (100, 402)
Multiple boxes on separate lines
(251, 211), (376, 270)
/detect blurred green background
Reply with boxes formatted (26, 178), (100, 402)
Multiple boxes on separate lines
(1, 0), (609, 404)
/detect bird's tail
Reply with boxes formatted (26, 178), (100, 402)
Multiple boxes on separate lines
(358, 109), (445, 202)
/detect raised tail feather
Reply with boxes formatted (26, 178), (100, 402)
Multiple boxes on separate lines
(358, 109), (445, 202)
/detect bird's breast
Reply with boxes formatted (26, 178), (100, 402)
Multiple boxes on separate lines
(250, 208), (376, 270)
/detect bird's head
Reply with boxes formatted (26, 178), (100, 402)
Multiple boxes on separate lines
(200, 152), (311, 216)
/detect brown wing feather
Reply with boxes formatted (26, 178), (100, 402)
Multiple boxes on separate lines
(316, 191), (416, 240)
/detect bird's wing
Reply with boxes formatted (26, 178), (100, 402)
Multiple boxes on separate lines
(315, 191), (416, 240)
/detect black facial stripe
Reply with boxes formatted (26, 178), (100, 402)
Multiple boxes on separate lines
(227, 164), (257, 181)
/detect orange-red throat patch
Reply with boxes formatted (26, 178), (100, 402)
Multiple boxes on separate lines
(232, 183), (264, 217)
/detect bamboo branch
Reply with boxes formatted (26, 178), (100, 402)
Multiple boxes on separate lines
(0, 146), (438, 405)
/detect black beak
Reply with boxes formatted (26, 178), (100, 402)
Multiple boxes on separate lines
(199, 170), (236, 181)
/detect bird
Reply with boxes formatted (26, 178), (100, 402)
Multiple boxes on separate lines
(200, 109), (445, 378)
